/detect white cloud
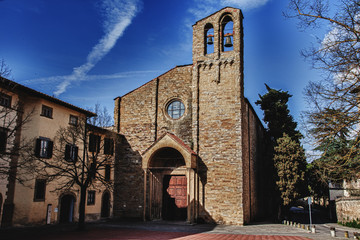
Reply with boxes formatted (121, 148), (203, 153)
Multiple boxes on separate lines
(189, 0), (269, 19)
(24, 70), (160, 87)
(53, 0), (141, 96)
(224, 0), (269, 10)
(321, 17), (360, 85)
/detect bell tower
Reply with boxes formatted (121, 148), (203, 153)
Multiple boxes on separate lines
(192, 7), (243, 65)
(191, 7), (248, 224)
(192, 7), (244, 98)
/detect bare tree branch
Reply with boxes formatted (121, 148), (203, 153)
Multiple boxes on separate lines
(287, 0), (360, 181)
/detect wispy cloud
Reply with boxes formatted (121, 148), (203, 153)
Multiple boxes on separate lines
(52, 0), (141, 96)
(189, 0), (270, 19)
(24, 70), (161, 86)
(224, 0), (270, 10)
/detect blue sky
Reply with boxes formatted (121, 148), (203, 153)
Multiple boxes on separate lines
(0, 0), (325, 137)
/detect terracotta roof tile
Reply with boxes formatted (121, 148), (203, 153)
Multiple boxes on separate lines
(142, 132), (197, 156)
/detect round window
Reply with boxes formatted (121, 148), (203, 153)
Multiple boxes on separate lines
(167, 100), (185, 119)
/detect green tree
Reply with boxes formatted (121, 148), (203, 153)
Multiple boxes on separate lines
(256, 85), (307, 218)
(274, 134), (307, 207)
(256, 84), (302, 143)
(312, 137), (360, 183)
(307, 160), (329, 204)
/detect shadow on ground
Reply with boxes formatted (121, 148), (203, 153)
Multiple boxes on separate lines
(0, 220), (218, 240)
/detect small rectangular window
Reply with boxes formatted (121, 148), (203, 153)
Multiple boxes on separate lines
(65, 144), (78, 162)
(34, 179), (46, 201)
(0, 127), (7, 153)
(35, 138), (53, 158)
(41, 105), (53, 118)
(104, 138), (114, 155)
(105, 164), (111, 181)
(89, 134), (100, 153)
(0, 93), (11, 107)
(87, 190), (95, 205)
(69, 115), (78, 126)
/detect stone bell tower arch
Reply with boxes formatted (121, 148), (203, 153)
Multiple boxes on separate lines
(191, 7), (249, 224)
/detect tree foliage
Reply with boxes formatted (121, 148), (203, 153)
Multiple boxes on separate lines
(256, 84), (302, 143)
(256, 85), (307, 213)
(307, 160), (329, 201)
(274, 133), (307, 206)
(313, 137), (360, 182)
(287, 0), (360, 181)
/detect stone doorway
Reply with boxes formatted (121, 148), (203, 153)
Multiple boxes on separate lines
(142, 133), (198, 223)
(101, 191), (110, 218)
(162, 175), (187, 220)
(59, 194), (75, 223)
(148, 147), (187, 221)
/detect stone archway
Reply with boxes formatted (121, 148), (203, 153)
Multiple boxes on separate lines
(149, 147), (187, 221)
(142, 133), (197, 222)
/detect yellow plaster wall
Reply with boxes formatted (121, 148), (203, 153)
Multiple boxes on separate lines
(10, 97), (114, 226)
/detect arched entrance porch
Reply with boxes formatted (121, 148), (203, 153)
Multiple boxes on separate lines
(142, 133), (197, 223)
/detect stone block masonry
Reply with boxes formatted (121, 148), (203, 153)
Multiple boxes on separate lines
(336, 197), (360, 223)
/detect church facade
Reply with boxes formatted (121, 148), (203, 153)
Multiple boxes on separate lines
(113, 7), (268, 225)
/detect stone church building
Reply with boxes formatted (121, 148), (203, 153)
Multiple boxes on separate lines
(113, 7), (268, 225)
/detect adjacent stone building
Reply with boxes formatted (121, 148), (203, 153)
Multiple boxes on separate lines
(113, 7), (268, 225)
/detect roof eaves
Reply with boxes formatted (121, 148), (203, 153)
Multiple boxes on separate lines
(0, 77), (96, 117)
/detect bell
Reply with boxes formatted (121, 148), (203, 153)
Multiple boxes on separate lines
(224, 35), (233, 47)
(207, 36), (213, 45)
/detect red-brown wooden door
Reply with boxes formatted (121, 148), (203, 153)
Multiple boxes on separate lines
(162, 175), (187, 220)
(167, 175), (187, 208)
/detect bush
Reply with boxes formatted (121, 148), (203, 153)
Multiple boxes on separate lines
(339, 219), (360, 229)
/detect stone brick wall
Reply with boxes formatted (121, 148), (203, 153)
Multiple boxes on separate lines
(114, 65), (193, 218)
(194, 63), (244, 225)
(336, 197), (360, 222)
(114, 80), (156, 217)
(244, 99), (267, 222)
(156, 65), (193, 146)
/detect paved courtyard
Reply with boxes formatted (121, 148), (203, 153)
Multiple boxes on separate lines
(1, 220), (359, 240)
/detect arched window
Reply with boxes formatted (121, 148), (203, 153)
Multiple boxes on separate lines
(221, 15), (233, 52)
(204, 23), (214, 55)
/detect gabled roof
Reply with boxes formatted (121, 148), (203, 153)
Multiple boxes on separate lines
(142, 132), (196, 156)
(0, 77), (96, 117)
(114, 64), (192, 100)
(142, 132), (197, 169)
